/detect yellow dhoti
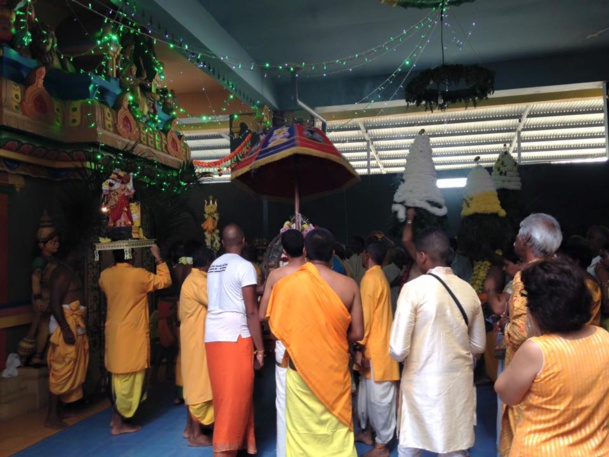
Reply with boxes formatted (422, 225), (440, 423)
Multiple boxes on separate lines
(268, 263), (357, 457)
(112, 371), (146, 419)
(189, 401), (215, 426)
(47, 301), (89, 403)
(286, 368), (356, 457)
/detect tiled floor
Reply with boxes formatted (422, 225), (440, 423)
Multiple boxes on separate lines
(11, 364), (497, 457)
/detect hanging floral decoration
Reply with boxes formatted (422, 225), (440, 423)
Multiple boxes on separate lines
(193, 133), (252, 178)
(405, 64), (495, 111)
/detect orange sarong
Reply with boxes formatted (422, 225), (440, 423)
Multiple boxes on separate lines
(205, 336), (256, 454)
(267, 262), (353, 429)
(47, 300), (89, 403)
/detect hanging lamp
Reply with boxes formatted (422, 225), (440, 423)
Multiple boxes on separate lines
(398, 0), (495, 110)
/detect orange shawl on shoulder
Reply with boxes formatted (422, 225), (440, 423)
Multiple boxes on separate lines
(267, 262), (353, 429)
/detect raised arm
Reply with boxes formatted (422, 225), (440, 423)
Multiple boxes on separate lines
(143, 245), (172, 292)
(402, 208), (417, 261)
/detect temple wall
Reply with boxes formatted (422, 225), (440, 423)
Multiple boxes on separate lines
(7, 178), (57, 302)
(198, 161), (609, 243)
(0, 178), (56, 369)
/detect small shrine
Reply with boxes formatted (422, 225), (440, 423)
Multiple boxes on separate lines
(0, 0), (199, 412)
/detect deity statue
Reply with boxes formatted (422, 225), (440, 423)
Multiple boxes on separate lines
(99, 22), (121, 79)
(158, 88), (178, 133)
(201, 196), (220, 252)
(17, 211), (60, 366)
(114, 33), (162, 121)
(115, 60), (150, 118)
(28, 12), (74, 72)
(101, 169), (135, 239)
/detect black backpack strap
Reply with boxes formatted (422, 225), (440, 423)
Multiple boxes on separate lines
(428, 273), (469, 326)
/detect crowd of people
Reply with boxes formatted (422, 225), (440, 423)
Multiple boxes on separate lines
(40, 214), (609, 456)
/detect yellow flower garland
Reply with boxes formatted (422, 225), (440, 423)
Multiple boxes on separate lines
(470, 259), (491, 294)
(462, 191), (506, 217)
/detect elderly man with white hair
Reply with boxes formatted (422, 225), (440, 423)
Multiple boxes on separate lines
(498, 213), (562, 457)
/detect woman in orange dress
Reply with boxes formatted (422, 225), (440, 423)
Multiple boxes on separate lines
(495, 258), (609, 456)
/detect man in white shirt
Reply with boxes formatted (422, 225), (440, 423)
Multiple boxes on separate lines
(205, 224), (265, 457)
(390, 227), (486, 457)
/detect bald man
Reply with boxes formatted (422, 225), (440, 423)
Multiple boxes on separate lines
(205, 224), (265, 457)
(390, 227), (486, 457)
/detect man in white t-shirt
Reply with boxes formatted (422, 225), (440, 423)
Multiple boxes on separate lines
(205, 224), (265, 457)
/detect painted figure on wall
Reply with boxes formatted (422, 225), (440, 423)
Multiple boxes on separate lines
(17, 211), (60, 366)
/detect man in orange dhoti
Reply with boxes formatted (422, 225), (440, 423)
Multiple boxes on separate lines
(99, 245), (171, 435)
(354, 240), (400, 457)
(45, 248), (89, 429)
(205, 224), (265, 457)
(267, 228), (364, 457)
(179, 245), (215, 446)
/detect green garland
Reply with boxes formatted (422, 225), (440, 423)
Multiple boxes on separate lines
(457, 214), (513, 264)
(497, 189), (523, 236)
(405, 64), (495, 111)
(89, 150), (200, 196)
(381, 0), (475, 8)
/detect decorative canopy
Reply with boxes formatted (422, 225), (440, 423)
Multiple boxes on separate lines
(231, 124), (359, 202)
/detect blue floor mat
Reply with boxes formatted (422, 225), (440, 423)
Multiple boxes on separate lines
(16, 363), (497, 457)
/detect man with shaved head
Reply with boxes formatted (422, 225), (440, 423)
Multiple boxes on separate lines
(390, 227), (486, 457)
(205, 224), (265, 456)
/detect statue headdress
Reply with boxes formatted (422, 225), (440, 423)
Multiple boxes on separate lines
(36, 210), (57, 243)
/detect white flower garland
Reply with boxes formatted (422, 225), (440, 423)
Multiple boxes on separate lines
(492, 150), (521, 191)
(392, 134), (447, 220)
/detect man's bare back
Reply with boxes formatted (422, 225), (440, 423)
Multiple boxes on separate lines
(313, 263), (358, 311)
(310, 262), (364, 342)
(259, 259), (306, 320)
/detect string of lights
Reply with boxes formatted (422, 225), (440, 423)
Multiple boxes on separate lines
(8, 0), (476, 180)
(69, 0), (438, 78)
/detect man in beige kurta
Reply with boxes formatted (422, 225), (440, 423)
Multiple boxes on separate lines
(179, 245), (215, 446)
(99, 245), (171, 435)
(390, 228), (486, 457)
